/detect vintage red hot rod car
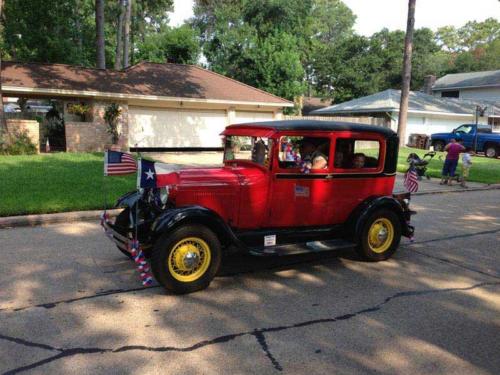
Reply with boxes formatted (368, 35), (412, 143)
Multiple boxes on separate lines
(103, 120), (415, 294)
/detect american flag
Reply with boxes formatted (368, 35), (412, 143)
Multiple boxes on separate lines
(104, 150), (137, 176)
(404, 167), (419, 193)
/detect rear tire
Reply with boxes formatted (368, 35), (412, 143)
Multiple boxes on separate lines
(485, 145), (498, 158)
(433, 141), (445, 152)
(151, 224), (221, 294)
(356, 209), (401, 261)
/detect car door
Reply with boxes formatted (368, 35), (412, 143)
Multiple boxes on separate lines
(266, 133), (334, 227)
(454, 124), (474, 148)
(328, 132), (389, 224)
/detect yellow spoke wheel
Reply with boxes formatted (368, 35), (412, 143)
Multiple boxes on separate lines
(168, 237), (212, 282)
(367, 218), (394, 253)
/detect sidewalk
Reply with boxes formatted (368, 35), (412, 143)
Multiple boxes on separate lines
(393, 173), (495, 194)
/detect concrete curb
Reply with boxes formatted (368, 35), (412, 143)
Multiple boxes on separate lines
(1, 184), (499, 229)
(409, 183), (500, 196)
(0, 208), (122, 229)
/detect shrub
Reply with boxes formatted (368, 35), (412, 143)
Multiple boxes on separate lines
(104, 103), (122, 144)
(67, 103), (91, 121)
(1, 129), (37, 155)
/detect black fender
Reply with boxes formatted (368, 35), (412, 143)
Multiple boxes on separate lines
(346, 196), (414, 242)
(150, 205), (242, 248)
(115, 190), (141, 208)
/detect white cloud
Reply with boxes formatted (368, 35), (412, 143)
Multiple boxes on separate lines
(167, 0), (499, 35)
(168, 0), (195, 27)
(343, 0), (500, 36)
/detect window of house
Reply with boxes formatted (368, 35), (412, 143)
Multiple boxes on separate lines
(278, 136), (330, 170)
(441, 90), (459, 98)
(334, 139), (381, 169)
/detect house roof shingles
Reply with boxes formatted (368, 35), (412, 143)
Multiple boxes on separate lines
(432, 70), (500, 90)
(311, 89), (500, 116)
(1, 61), (291, 105)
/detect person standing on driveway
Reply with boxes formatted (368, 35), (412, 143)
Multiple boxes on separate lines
(440, 138), (465, 186)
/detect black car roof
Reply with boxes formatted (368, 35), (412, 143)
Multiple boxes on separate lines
(226, 120), (397, 138)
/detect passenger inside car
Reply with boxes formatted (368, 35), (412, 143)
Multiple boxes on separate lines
(352, 153), (366, 168)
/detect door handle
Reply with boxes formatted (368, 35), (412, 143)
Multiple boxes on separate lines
(325, 174), (334, 179)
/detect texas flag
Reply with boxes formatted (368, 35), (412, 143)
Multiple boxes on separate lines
(137, 159), (177, 188)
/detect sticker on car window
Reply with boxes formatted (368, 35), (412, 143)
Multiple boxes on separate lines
(264, 235), (276, 247)
(295, 185), (310, 198)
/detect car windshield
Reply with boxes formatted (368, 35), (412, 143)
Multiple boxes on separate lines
(455, 125), (473, 134)
(223, 136), (272, 167)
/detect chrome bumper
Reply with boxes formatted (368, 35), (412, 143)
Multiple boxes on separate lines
(101, 214), (132, 254)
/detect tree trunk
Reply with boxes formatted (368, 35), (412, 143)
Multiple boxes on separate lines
(95, 0), (106, 69)
(397, 0), (416, 147)
(114, 0), (125, 70)
(0, 0), (6, 134)
(123, 0), (132, 68)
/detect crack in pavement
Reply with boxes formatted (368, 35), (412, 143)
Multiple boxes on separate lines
(2, 227), (499, 314)
(2, 281), (499, 375)
(402, 228), (500, 280)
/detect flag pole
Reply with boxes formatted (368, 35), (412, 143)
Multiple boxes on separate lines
(103, 150), (108, 214)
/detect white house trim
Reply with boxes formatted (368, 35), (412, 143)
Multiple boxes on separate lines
(1, 85), (294, 108)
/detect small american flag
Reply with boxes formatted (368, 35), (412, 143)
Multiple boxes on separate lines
(404, 167), (419, 193)
(104, 150), (137, 176)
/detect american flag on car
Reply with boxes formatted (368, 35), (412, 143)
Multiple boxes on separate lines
(104, 150), (137, 176)
(404, 167), (419, 193)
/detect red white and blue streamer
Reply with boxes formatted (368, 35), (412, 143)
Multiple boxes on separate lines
(129, 239), (154, 286)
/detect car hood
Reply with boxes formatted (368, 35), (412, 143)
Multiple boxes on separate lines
(155, 167), (242, 189)
(430, 132), (451, 139)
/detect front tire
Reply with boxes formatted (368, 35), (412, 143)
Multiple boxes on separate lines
(356, 209), (401, 261)
(151, 224), (221, 294)
(114, 208), (134, 260)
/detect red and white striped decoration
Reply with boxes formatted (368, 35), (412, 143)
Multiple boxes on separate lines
(404, 167), (419, 193)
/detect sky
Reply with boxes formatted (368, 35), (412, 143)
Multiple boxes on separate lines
(169, 0), (500, 35)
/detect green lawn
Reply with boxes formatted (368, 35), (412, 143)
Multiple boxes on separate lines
(397, 147), (500, 185)
(0, 153), (136, 217)
(0, 149), (499, 217)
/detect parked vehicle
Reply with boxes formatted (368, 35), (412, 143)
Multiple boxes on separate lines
(430, 124), (500, 158)
(102, 120), (415, 294)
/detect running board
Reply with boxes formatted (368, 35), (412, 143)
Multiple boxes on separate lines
(249, 239), (356, 256)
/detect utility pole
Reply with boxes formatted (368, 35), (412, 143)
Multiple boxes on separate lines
(0, 0), (6, 135)
(397, 0), (416, 147)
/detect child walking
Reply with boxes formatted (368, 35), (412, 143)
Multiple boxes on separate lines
(460, 148), (473, 188)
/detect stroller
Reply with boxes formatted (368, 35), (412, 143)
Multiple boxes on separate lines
(406, 151), (436, 180)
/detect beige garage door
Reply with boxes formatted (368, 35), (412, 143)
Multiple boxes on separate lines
(233, 111), (275, 124)
(128, 107), (228, 148)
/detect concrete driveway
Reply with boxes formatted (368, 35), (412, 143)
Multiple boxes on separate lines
(0, 189), (499, 375)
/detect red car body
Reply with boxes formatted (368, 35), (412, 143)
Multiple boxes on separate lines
(103, 120), (414, 294)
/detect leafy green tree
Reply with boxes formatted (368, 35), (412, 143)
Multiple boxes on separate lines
(3, 0), (96, 65)
(136, 25), (200, 64)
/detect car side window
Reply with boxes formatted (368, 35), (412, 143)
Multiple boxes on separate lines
(334, 139), (380, 170)
(278, 136), (330, 170)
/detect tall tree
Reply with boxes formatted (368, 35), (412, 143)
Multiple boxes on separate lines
(398, 0), (416, 147)
(136, 25), (200, 64)
(95, 0), (106, 68)
(123, 0), (132, 67)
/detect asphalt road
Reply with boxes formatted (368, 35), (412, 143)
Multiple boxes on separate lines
(0, 189), (499, 375)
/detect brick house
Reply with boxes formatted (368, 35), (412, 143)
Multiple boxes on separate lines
(1, 61), (292, 152)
